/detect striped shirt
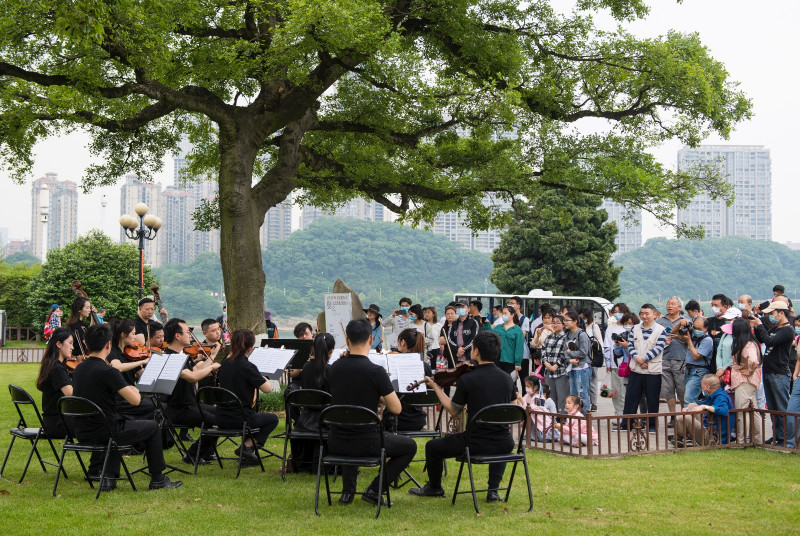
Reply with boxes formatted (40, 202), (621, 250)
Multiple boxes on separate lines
(542, 332), (568, 378)
(627, 326), (667, 362)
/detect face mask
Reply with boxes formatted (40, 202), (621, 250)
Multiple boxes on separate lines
(408, 315), (416, 322)
(400, 306), (409, 313)
(624, 325), (633, 332)
(692, 329), (705, 338)
(711, 306), (721, 316)
(794, 328), (800, 336)
(613, 313), (623, 321)
(688, 313), (697, 320)
(457, 308), (467, 317)
(736, 303), (747, 310)
(769, 315), (778, 324)
(501, 314), (510, 323)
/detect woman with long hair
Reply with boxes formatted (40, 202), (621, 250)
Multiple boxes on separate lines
(564, 310), (592, 413)
(730, 317), (762, 443)
(365, 304), (383, 351)
(66, 296), (93, 356)
(107, 318), (155, 419)
(217, 329), (279, 463)
(36, 327), (74, 437)
(422, 306), (441, 364)
(291, 332), (336, 473)
(385, 329), (432, 432)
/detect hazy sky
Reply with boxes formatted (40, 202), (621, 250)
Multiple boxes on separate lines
(1, 1), (797, 244)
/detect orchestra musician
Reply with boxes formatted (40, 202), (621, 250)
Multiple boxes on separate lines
(148, 321), (165, 351)
(107, 319), (155, 420)
(409, 330), (516, 503)
(217, 329), (280, 465)
(162, 318), (221, 465)
(35, 327), (74, 438)
(134, 297), (167, 346)
(66, 296), (95, 357)
(383, 329), (432, 432)
(198, 318), (225, 389)
(327, 318), (417, 506)
(71, 324), (182, 491)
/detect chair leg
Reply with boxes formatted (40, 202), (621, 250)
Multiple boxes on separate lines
(465, 451), (479, 514)
(250, 430), (265, 474)
(451, 461), (465, 506)
(96, 441), (113, 500)
(521, 455), (533, 513)
(19, 438), (39, 483)
(504, 460), (519, 503)
(0, 435), (16, 479)
(118, 448), (137, 492)
(375, 451), (385, 519)
(52, 445), (67, 497)
(281, 433), (290, 481)
(47, 438), (68, 480)
(31, 436), (48, 473)
(194, 434), (203, 476)
(314, 446), (323, 516)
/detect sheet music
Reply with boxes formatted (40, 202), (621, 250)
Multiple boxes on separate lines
(368, 352), (389, 372)
(327, 348), (348, 366)
(248, 347), (295, 377)
(137, 353), (168, 387)
(387, 354), (426, 393)
(160, 353), (188, 380)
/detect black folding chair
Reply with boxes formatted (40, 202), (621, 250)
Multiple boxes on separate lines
(53, 397), (137, 499)
(315, 405), (389, 519)
(195, 386), (266, 478)
(281, 389), (331, 481)
(451, 404), (533, 514)
(390, 389), (444, 488)
(1, 384), (66, 483)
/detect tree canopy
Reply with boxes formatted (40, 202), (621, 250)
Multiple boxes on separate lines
(0, 260), (41, 326)
(25, 230), (156, 327)
(490, 189), (621, 300)
(0, 0), (751, 331)
(616, 236), (800, 306)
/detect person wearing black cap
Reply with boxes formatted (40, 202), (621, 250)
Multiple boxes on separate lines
(364, 304), (383, 351)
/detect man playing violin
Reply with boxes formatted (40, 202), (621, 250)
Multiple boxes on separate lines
(162, 318), (221, 465)
(134, 297), (168, 346)
(198, 318), (225, 389)
(409, 330), (516, 503)
(72, 324), (182, 491)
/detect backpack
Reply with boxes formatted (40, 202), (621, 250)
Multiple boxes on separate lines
(43, 313), (54, 340)
(589, 336), (605, 368)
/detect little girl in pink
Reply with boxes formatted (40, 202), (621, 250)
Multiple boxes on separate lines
(556, 395), (599, 446)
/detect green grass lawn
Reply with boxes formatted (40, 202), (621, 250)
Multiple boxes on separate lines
(0, 363), (798, 536)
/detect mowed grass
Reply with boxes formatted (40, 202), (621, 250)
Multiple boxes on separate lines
(0, 363), (798, 536)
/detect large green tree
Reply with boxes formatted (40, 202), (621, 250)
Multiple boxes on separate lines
(0, 0), (750, 331)
(26, 230), (157, 325)
(491, 189), (621, 300)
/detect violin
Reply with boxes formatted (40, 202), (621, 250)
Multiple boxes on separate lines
(64, 356), (81, 371)
(124, 343), (151, 361)
(71, 280), (102, 326)
(406, 361), (475, 391)
(183, 342), (215, 359)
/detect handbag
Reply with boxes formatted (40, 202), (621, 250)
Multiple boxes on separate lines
(618, 360), (631, 378)
(721, 366), (732, 385)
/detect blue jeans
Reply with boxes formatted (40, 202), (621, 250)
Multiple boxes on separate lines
(569, 367), (592, 413)
(683, 367), (709, 407)
(784, 377), (800, 448)
(763, 372), (791, 444)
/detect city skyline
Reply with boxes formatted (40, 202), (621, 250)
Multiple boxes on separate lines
(0, 2), (797, 250)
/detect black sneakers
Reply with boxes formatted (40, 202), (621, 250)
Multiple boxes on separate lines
(149, 476), (183, 490)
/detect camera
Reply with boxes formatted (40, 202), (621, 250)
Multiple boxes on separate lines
(677, 325), (690, 336)
(611, 332), (626, 343)
(567, 341), (577, 351)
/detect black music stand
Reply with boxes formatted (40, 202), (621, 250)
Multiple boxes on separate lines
(260, 338), (313, 371)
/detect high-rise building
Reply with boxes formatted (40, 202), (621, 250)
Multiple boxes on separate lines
(160, 186), (193, 265)
(677, 145), (772, 240)
(301, 198), (387, 229)
(432, 193), (511, 253)
(600, 200), (642, 256)
(31, 173), (78, 260)
(119, 174), (164, 266)
(261, 193), (293, 247)
(6, 239), (31, 256)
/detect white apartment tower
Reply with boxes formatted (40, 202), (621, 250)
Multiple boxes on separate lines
(261, 193), (293, 247)
(432, 193), (511, 253)
(677, 145), (772, 240)
(31, 173), (78, 260)
(600, 200), (642, 255)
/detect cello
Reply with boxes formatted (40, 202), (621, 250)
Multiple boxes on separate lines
(71, 280), (102, 326)
(151, 284), (168, 324)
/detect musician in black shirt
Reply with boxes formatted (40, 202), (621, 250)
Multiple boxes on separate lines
(107, 319), (155, 420)
(36, 327), (74, 438)
(162, 318), (221, 465)
(72, 324), (181, 491)
(409, 330), (516, 502)
(67, 296), (94, 356)
(328, 319), (417, 506)
(134, 297), (165, 345)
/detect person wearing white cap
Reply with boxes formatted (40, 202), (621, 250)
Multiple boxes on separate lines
(749, 300), (793, 446)
(715, 306), (742, 380)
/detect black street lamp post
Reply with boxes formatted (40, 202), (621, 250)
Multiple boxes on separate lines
(120, 203), (162, 301)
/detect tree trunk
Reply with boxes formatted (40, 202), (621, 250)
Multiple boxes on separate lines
(218, 129), (267, 334)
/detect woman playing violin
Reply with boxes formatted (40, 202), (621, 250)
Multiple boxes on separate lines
(107, 319), (155, 419)
(67, 296), (94, 357)
(35, 327), (74, 438)
(384, 329), (432, 432)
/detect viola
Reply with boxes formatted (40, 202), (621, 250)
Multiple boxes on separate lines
(406, 361), (475, 391)
(183, 343), (215, 359)
(124, 343), (151, 361)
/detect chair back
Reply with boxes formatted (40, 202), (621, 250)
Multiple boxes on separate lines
(466, 403), (527, 450)
(8, 384), (45, 429)
(57, 396), (114, 441)
(196, 386), (247, 424)
(319, 405), (383, 447)
(285, 388), (332, 409)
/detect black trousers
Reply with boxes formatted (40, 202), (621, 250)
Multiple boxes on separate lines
(42, 415), (68, 439)
(622, 372), (662, 428)
(424, 432), (514, 490)
(166, 404), (219, 458)
(117, 396), (156, 420)
(82, 419), (165, 479)
(328, 433), (417, 493)
(218, 412), (279, 446)
(497, 361), (516, 375)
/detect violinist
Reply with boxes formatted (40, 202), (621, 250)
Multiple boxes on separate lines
(35, 327), (74, 438)
(134, 297), (165, 345)
(409, 330), (516, 503)
(67, 296), (94, 357)
(162, 318), (220, 465)
(383, 329), (432, 432)
(198, 318), (224, 389)
(107, 319), (155, 420)
(148, 322), (165, 352)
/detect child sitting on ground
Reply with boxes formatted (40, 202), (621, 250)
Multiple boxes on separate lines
(523, 376), (559, 442)
(555, 394), (599, 447)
